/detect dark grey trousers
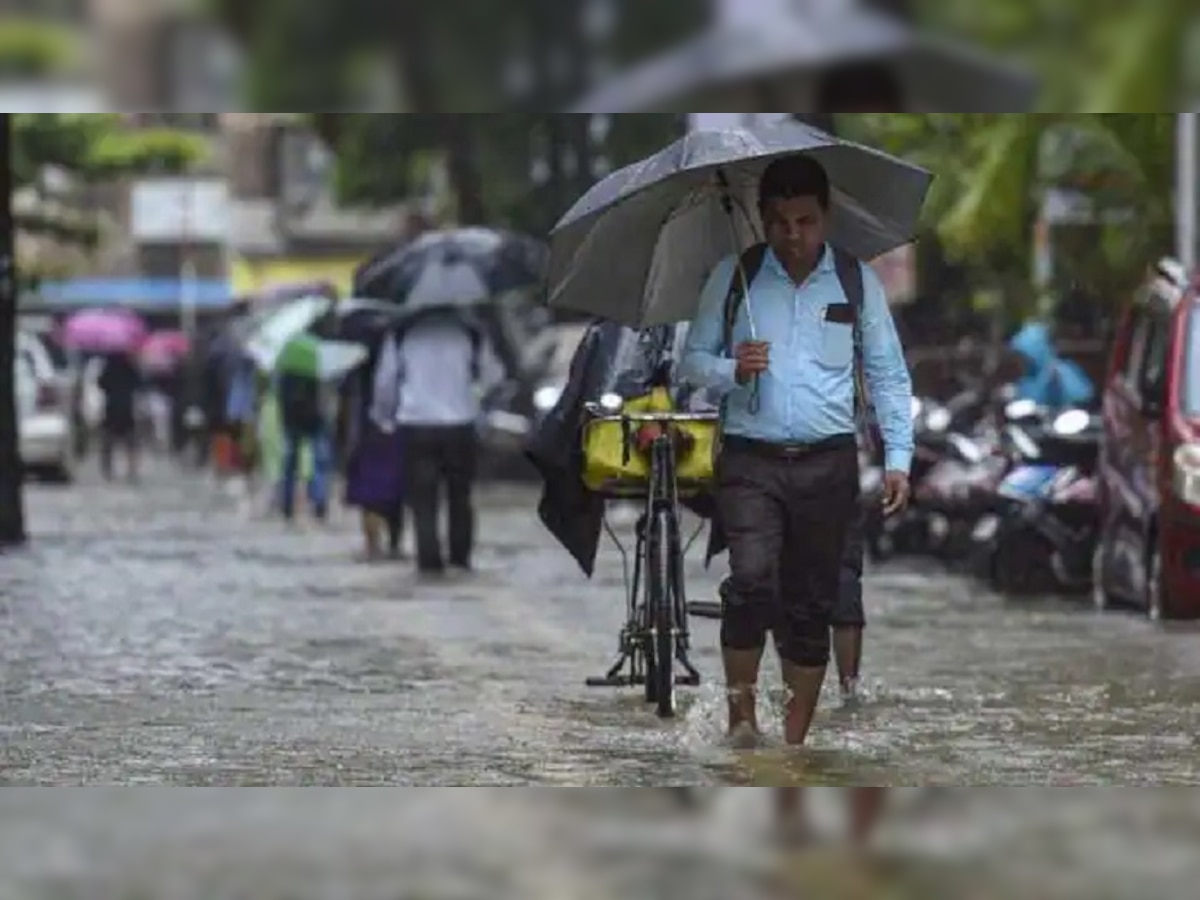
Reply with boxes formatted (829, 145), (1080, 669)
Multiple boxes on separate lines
(834, 505), (866, 628)
(715, 435), (860, 667)
(400, 424), (477, 572)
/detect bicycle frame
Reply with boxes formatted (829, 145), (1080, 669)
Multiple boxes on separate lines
(585, 411), (707, 705)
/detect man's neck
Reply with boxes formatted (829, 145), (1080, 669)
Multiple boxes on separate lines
(775, 249), (821, 285)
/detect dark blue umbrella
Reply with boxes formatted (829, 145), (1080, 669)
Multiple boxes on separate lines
(326, 298), (406, 345)
(353, 227), (547, 310)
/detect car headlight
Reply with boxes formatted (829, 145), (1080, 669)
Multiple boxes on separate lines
(1173, 443), (1200, 506)
(533, 384), (562, 412)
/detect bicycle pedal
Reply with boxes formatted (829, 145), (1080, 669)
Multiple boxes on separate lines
(586, 676), (635, 688)
(686, 601), (723, 620)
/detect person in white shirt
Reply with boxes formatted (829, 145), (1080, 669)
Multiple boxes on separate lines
(373, 311), (505, 575)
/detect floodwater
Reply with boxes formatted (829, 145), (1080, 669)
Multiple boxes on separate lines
(5, 468), (1200, 897)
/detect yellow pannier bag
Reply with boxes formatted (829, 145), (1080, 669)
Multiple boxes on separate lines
(580, 386), (719, 495)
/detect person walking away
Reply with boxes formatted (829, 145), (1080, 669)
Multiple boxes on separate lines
(275, 365), (333, 522)
(680, 154), (914, 749)
(346, 345), (405, 561)
(97, 350), (144, 483)
(374, 311), (503, 577)
(224, 355), (261, 494)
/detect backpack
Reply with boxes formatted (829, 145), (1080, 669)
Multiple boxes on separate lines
(395, 314), (484, 381)
(277, 372), (324, 435)
(720, 242), (873, 442)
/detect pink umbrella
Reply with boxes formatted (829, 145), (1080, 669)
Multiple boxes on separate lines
(139, 330), (191, 373)
(61, 308), (148, 354)
(140, 330), (190, 360)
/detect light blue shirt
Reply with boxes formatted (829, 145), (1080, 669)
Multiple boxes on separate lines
(680, 244), (915, 474)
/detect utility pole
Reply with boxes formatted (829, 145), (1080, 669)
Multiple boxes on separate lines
(0, 112), (27, 547)
(1177, 112), (1198, 273)
(180, 178), (197, 341)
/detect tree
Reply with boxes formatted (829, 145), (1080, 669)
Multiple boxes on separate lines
(215, 0), (702, 230)
(11, 114), (207, 244)
(845, 113), (1177, 329)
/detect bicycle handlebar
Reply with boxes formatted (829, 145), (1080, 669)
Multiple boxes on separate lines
(583, 405), (719, 424)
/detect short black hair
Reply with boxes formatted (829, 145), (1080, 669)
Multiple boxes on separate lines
(815, 61), (904, 112)
(758, 154), (831, 211)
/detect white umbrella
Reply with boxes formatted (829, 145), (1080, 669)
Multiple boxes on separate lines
(242, 295), (335, 372)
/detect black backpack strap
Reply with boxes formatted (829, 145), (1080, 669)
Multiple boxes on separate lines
(832, 246), (875, 449)
(469, 326), (482, 381)
(721, 242), (769, 357)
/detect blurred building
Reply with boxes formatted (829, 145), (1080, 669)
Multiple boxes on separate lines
(217, 114), (414, 298)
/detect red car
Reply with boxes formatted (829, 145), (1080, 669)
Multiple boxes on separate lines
(1094, 257), (1200, 619)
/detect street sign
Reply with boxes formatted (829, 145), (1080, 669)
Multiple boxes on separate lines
(130, 178), (230, 243)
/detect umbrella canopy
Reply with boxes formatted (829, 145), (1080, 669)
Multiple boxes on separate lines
(60, 308), (148, 354)
(140, 329), (190, 361)
(353, 227), (547, 311)
(547, 119), (932, 327)
(275, 334), (368, 381)
(321, 297), (410, 345)
(242, 295), (335, 372)
(570, 9), (1037, 113)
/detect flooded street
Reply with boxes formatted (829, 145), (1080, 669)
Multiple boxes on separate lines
(5, 469), (1200, 788)
(6, 470), (1200, 897)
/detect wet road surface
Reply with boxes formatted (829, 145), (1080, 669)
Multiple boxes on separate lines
(6, 468), (1200, 896)
(6, 467), (1200, 788)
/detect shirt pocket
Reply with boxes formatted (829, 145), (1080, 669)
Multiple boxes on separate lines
(816, 319), (854, 369)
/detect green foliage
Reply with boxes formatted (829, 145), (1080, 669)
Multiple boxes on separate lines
(911, 0), (1189, 111)
(13, 115), (210, 246)
(87, 125), (210, 178)
(13, 115), (208, 187)
(0, 19), (81, 79)
(213, 0), (700, 228)
(849, 112), (1177, 319)
(322, 113), (686, 234)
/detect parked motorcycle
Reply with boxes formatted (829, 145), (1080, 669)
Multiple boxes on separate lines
(864, 390), (996, 562)
(968, 404), (1101, 594)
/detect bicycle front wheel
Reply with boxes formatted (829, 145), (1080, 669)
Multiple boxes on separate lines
(646, 506), (677, 719)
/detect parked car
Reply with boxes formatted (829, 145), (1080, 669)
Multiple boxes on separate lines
(1094, 257), (1200, 619)
(15, 331), (75, 483)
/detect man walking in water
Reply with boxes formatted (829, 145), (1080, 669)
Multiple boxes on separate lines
(373, 311), (503, 577)
(681, 154), (914, 750)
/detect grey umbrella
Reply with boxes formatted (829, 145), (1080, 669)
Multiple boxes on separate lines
(547, 118), (931, 327)
(570, 7), (1036, 113)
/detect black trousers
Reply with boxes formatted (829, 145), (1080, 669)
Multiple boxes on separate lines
(715, 435), (860, 668)
(400, 424), (477, 572)
(832, 505), (866, 628)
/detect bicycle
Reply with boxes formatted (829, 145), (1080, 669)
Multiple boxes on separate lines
(580, 392), (715, 718)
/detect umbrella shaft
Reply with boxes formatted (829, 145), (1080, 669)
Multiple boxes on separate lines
(721, 197), (758, 338)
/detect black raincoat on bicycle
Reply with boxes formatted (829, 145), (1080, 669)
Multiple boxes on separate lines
(524, 320), (724, 576)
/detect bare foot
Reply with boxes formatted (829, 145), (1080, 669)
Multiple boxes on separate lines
(728, 721), (762, 750)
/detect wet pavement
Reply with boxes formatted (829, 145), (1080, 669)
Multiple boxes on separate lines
(5, 467), (1200, 896)
(6, 465), (1200, 788)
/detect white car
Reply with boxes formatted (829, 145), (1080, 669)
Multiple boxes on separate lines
(15, 331), (74, 482)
